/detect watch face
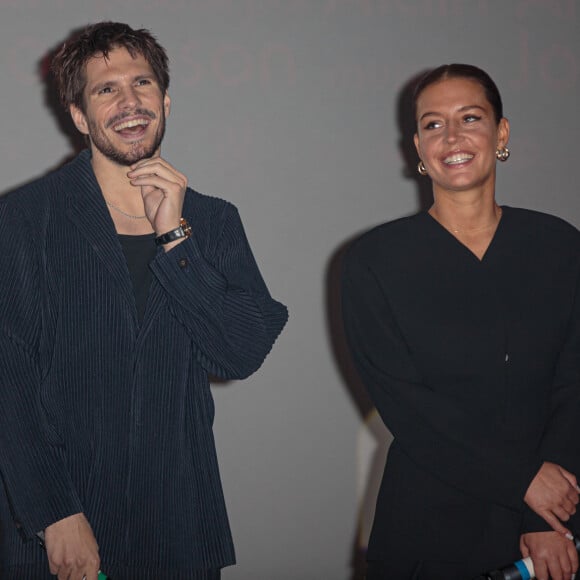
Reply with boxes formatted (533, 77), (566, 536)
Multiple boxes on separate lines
(180, 218), (192, 238)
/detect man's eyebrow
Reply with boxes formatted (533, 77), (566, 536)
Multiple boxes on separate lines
(133, 73), (156, 81)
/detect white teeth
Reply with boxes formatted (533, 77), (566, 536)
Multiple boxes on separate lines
(444, 153), (474, 165)
(113, 118), (149, 131)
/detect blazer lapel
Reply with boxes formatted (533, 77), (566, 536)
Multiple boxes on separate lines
(62, 151), (137, 320)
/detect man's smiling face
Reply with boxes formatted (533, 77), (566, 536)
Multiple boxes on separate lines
(70, 46), (170, 167)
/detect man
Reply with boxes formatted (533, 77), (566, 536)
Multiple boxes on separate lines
(0, 21), (287, 580)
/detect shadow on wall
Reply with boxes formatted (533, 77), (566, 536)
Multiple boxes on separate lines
(325, 70), (432, 580)
(1, 29), (87, 199)
(38, 31), (88, 166)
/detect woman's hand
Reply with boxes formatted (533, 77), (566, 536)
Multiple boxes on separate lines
(520, 531), (578, 580)
(525, 462), (579, 535)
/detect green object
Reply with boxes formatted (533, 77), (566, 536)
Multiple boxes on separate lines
(98, 572), (108, 580)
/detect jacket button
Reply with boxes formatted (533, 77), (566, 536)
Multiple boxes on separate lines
(178, 258), (188, 269)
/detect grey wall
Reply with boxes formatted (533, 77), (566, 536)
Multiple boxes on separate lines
(2, 1), (579, 579)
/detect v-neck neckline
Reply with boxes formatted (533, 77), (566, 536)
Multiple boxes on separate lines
(423, 205), (507, 264)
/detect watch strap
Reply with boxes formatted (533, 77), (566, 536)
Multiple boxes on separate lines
(155, 218), (192, 246)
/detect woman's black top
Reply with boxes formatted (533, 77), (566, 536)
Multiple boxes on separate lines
(342, 206), (580, 575)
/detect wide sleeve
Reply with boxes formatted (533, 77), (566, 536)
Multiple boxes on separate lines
(341, 247), (542, 511)
(521, 266), (580, 534)
(0, 203), (84, 540)
(149, 203), (288, 380)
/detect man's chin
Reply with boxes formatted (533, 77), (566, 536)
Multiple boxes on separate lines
(97, 146), (157, 167)
(89, 127), (164, 167)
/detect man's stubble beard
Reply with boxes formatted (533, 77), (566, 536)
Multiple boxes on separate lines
(87, 111), (166, 167)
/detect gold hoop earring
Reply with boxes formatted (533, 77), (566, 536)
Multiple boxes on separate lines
(496, 146), (510, 162)
(417, 160), (428, 176)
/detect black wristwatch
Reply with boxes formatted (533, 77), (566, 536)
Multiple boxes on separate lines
(155, 218), (192, 246)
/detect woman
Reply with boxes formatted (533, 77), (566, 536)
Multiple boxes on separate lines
(342, 64), (580, 579)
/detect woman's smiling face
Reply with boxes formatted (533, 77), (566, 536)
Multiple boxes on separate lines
(414, 76), (509, 197)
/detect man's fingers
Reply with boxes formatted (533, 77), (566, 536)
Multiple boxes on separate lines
(131, 174), (180, 194)
(128, 159), (187, 191)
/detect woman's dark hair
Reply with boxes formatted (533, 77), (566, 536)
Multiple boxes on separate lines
(51, 21), (170, 112)
(413, 64), (504, 124)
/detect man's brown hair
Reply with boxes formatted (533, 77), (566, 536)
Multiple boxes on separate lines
(51, 21), (170, 112)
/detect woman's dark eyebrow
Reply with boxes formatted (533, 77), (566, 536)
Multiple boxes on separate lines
(419, 104), (486, 122)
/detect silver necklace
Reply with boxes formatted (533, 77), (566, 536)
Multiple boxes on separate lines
(105, 199), (147, 220)
(448, 207), (503, 234)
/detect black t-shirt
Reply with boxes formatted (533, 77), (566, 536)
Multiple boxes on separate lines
(118, 233), (157, 323)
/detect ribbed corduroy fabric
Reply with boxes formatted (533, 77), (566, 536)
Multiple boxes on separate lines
(0, 150), (288, 578)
